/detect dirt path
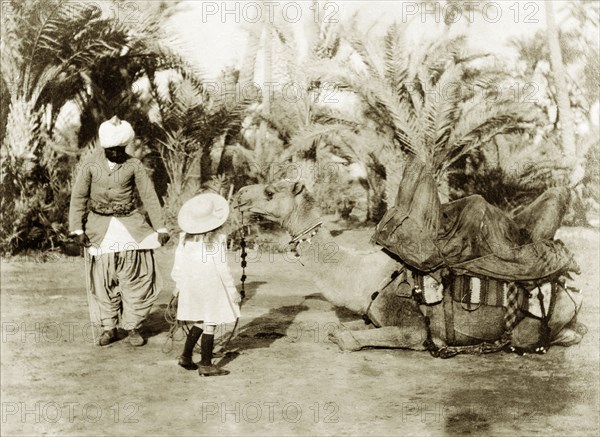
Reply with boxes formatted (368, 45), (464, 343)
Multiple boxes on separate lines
(1, 226), (598, 436)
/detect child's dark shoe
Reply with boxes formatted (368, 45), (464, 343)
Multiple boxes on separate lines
(198, 364), (230, 377)
(178, 355), (198, 370)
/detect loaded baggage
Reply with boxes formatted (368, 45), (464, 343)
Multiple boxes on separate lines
(371, 158), (584, 356)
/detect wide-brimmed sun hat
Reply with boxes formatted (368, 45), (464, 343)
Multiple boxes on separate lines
(98, 116), (135, 148)
(178, 192), (230, 234)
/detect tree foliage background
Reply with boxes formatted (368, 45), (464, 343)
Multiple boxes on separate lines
(1, 0), (598, 255)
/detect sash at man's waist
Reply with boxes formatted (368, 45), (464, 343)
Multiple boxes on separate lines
(89, 200), (136, 217)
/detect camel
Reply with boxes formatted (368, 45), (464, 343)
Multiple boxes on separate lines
(234, 179), (584, 355)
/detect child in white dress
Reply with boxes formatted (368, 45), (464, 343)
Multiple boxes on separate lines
(171, 192), (241, 376)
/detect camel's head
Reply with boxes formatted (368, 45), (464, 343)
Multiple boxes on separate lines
(235, 180), (317, 230)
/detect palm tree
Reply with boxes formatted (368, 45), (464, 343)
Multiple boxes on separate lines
(2, 1), (126, 157)
(0, 0), (192, 253)
(545, 0), (576, 162)
(509, 2), (599, 225)
(299, 23), (536, 210)
(0, 0), (140, 253)
(229, 2), (350, 175)
(147, 72), (250, 227)
(229, 2), (379, 218)
(448, 132), (572, 212)
(264, 0), (345, 160)
(235, 0), (285, 159)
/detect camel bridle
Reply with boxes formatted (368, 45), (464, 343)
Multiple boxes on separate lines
(288, 221), (324, 263)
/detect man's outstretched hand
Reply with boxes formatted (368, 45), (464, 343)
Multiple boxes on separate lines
(74, 233), (91, 248)
(158, 232), (170, 246)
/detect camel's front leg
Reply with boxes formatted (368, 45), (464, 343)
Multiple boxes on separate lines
(340, 319), (375, 331)
(328, 326), (429, 351)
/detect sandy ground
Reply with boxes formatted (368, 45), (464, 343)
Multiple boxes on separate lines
(1, 225), (599, 436)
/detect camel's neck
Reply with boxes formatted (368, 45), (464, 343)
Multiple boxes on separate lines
(284, 210), (397, 315)
(281, 201), (323, 240)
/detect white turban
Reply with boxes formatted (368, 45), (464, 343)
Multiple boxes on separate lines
(98, 116), (135, 148)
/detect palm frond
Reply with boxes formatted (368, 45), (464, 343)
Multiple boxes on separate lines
(428, 63), (466, 153)
(437, 99), (536, 173)
(383, 22), (407, 89)
(341, 22), (384, 80)
(288, 122), (353, 156)
(360, 75), (421, 156)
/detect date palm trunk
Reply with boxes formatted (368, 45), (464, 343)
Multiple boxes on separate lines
(257, 23), (273, 158)
(545, 0), (577, 164)
(4, 97), (40, 160)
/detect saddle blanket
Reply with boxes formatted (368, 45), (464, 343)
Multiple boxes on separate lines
(450, 275), (556, 318)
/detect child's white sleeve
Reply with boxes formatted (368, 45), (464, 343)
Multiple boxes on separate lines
(214, 236), (239, 300)
(170, 232), (186, 286)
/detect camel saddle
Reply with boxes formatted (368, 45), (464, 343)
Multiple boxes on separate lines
(372, 159), (580, 282)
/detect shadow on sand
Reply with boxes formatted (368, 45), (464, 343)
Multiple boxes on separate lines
(214, 303), (310, 367)
(142, 280), (268, 340)
(142, 280), (309, 366)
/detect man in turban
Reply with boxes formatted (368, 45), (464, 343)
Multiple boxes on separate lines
(69, 116), (170, 346)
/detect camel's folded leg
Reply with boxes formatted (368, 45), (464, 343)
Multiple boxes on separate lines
(328, 326), (428, 352)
